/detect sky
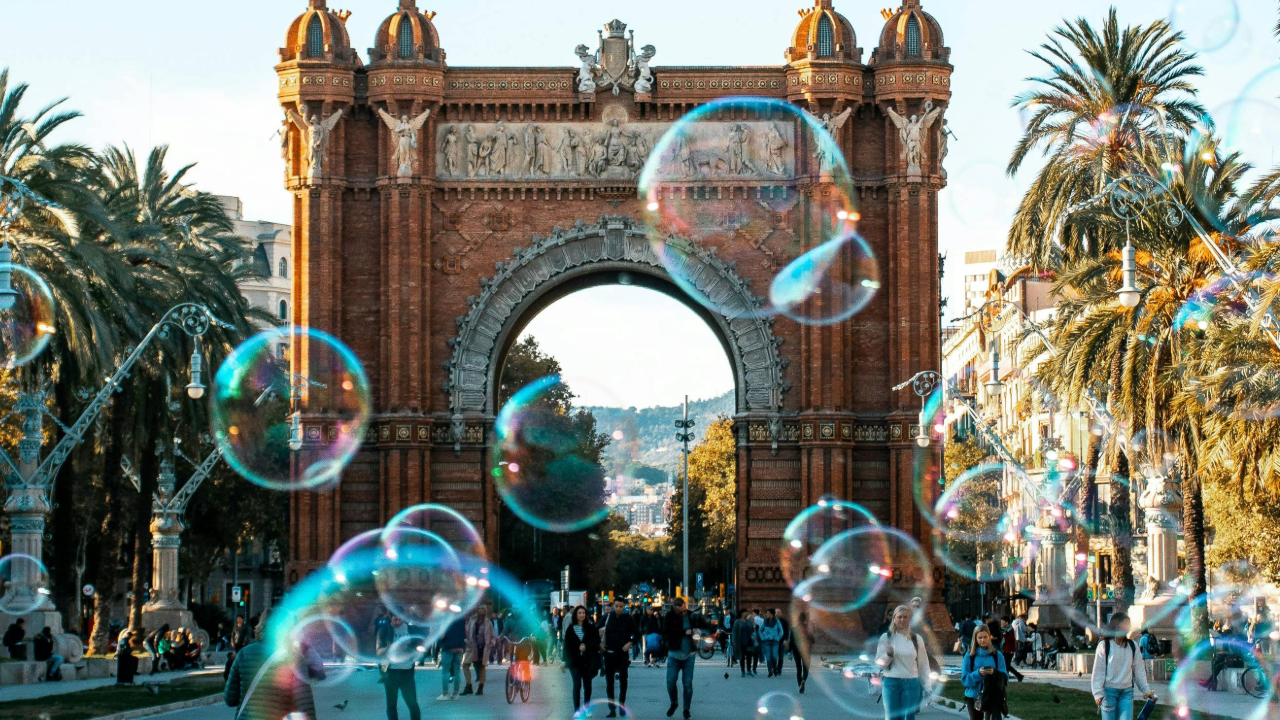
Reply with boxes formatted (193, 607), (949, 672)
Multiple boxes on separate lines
(3, 0), (1277, 407)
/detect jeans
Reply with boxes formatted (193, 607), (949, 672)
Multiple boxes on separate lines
(666, 654), (695, 711)
(439, 650), (462, 695)
(384, 668), (421, 720)
(568, 665), (593, 711)
(1100, 686), (1134, 720)
(794, 654), (809, 688)
(882, 676), (922, 720)
(46, 654), (64, 680)
(605, 652), (630, 705)
(762, 641), (781, 675)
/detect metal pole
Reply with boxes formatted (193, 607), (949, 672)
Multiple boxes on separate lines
(682, 396), (690, 599)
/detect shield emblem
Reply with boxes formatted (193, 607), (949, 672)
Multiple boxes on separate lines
(601, 37), (630, 83)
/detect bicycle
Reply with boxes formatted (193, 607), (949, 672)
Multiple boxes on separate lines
(505, 638), (535, 705)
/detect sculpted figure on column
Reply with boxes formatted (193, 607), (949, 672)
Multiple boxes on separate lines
(886, 101), (943, 175)
(634, 45), (657, 94)
(575, 44), (600, 93)
(288, 103), (344, 180)
(815, 107), (852, 174)
(377, 107), (432, 177)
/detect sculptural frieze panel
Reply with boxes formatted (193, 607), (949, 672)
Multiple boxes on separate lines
(435, 120), (795, 182)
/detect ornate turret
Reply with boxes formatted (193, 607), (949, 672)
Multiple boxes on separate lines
(279, 0), (358, 66)
(369, 0), (445, 65)
(786, 0), (861, 63)
(872, 0), (949, 64)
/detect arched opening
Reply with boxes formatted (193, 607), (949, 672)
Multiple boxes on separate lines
(493, 275), (738, 604)
(306, 15), (324, 58)
(905, 15), (922, 57)
(278, 299), (288, 320)
(397, 15), (414, 58)
(279, 257), (289, 278)
(816, 14), (835, 57)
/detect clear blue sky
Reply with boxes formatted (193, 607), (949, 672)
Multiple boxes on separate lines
(3, 0), (1277, 406)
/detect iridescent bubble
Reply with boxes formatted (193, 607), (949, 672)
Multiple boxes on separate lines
(1219, 95), (1280, 172)
(493, 375), (611, 533)
(1170, 637), (1273, 720)
(285, 615), (359, 686)
(0, 262), (56, 368)
(1169, 0), (1240, 53)
(640, 96), (858, 322)
(933, 463), (1036, 583)
(375, 527), (469, 630)
(384, 503), (488, 562)
(574, 700), (627, 719)
(0, 553), (51, 615)
(769, 231), (879, 325)
(756, 691), (804, 720)
(794, 526), (933, 616)
(212, 326), (371, 491)
(386, 632), (428, 666)
(780, 497), (880, 589)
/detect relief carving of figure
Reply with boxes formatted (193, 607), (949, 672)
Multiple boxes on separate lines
(533, 127), (553, 175)
(287, 102), (344, 180)
(477, 130), (496, 177)
(487, 121), (511, 176)
(886, 100), (943, 174)
(377, 107), (431, 177)
(441, 126), (460, 176)
(587, 132), (609, 177)
(765, 123), (789, 176)
(574, 44), (600, 94)
(938, 119), (955, 178)
(464, 125), (480, 177)
(558, 128), (583, 175)
(625, 131), (650, 174)
(634, 44), (656, 94)
(727, 123), (757, 175)
(604, 119), (628, 168)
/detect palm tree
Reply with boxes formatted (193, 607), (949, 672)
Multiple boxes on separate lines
(1007, 9), (1204, 268)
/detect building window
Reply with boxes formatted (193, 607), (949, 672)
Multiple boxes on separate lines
(279, 258), (288, 278)
(398, 16), (414, 58)
(816, 15), (834, 57)
(905, 16), (922, 56)
(279, 300), (289, 320)
(307, 16), (324, 58)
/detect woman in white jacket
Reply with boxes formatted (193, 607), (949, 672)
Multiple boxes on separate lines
(875, 605), (933, 720)
(1090, 613), (1156, 720)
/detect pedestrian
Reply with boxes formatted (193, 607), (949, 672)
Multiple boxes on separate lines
(225, 611), (323, 720)
(563, 605), (600, 713)
(231, 615), (252, 651)
(750, 607), (764, 676)
(436, 615), (466, 701)
(643, 606), (663, 667)
(461, 606), (493, 696)
(1011, 613), (1029, 667)
(774, 608), (789, 673)
(600, 598), (638, 716)
(663, 597), (705, 719)
(1091, 612), (1156, 720)
(959, 615), (977, 656)
(143, 624), (170, 674)
(875, 605), (933, 720)
(381, 616), (422, 720)
(997, 618), (1023, 682)
(116, 630), (139, 685)
(375, 612), (394, 684)
(790, 610), (814, 693)
(1138, 629), (1156, 660)
(759, 609), (784, 677)
(630, 605), (645, 662)
(32, 626), (64, 681)
(3, 617), (26, 660)
(731, 609), (756, 677)
(961, 624), (1007, 720)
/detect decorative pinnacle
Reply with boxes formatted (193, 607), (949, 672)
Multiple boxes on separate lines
(880, 8), (894, 21)
(399, 0), (416, 9)
(604, 19), (627, 38)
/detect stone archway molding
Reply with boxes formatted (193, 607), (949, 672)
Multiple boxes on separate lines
(443, 215), (789, 450)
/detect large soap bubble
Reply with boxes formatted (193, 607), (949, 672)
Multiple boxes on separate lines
(0, 261), (55, 368)
(212, 326), (370, 491)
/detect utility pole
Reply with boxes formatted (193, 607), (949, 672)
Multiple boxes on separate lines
(674, 396), (695, 599)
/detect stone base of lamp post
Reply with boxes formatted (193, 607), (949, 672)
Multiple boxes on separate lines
(140, 606), (195, 635)
(0, 609), (82, 663)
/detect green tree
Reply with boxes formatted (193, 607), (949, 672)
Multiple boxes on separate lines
(668, 416), (737, 593)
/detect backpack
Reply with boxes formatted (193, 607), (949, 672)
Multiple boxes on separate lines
(881, 632), (928, 673)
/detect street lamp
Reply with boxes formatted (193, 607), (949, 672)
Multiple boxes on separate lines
(185, 338), (207, 399)
(985, 341), (1005, 396)
(1117, 240), (1141, 309)
(674, 396), (695, 600)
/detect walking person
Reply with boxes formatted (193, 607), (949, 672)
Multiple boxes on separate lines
(875, 605), (933, 720)
(958, 615), (977, 657)
(760, 609), (784, 677)
(143, 624), (169, 674)
(997, 618), (1024, 682)
(381, 616), (422, 720)
(663, 597), (705, 719)
(562, 606), (599, 714)
(961, 624), (1007, 720)
(231, 615), (252, 651)
(461, 606), (493, 696)
(790, 611), (814, 693)
(1091, 613), (1156, 720)
(750, 607), (764, 676)
(436, 616), (466, 701)
(732, 609), (757, 677)
(225, 611), (322, 720)
(1011, 613), (1029, 667)
(602, 598), (638, 716)
(643, 606), (663, 667)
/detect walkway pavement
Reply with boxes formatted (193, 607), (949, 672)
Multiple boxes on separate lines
(0, 667), (219, 702)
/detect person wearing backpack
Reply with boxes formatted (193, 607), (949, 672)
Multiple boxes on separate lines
(225, 611), (322, 720)
(1090, 613), (1156, 720)
(875, 605), (933, 720)
(961, 624), (1007, 720)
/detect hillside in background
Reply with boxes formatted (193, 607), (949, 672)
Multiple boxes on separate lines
(586, 389), (735, 475)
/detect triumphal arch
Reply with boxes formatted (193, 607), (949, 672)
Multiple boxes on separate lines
(277, 0), (953, 611)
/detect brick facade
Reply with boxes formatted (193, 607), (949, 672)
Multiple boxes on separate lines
(278, 0), (952, 614)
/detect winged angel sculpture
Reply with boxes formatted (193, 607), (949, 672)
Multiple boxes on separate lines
(377, 108), (432, 177)
(886, 100), (943, 174)
(814, 107), (852, 174)
(287, 103), (344, 180)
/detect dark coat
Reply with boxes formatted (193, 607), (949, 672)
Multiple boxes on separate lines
(562, 622), (600, 671)
(732, 620), (758, 655)
(224, 641), (319, 720)
(602, 612), (639, 653)
(662, 610), (706, 655)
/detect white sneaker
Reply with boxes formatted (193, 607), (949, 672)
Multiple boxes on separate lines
(436, 694), (449, 701)
(450, 692), (459, 700)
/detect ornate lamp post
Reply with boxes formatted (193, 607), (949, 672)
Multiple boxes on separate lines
(674, 397), (695, 600)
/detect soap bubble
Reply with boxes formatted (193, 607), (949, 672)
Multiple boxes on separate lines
(781, 497), (880, 589)
(933, 463), (1036, 582)
(769, 231), (880, 325)
(0, 262), (55, 368)
(285, 615), (359, 686)
(212, 326), (370, 491)
(757, 691), (804, 720)
(0, 553), (51, 615)
(375, 527), (469, 630)
(493, 375), (611, 532)
(1169, 0), (1240, 53)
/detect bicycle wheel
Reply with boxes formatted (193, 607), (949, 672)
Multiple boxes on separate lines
(520, 680), (530, 703)
(698, 645), (714, 660)
(506, 671), (516, 704)
(1241, 667), (1268, 699)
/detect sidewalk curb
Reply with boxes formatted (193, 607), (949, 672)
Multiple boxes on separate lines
(932, 698), (1026, 720)
(91, 693), (221, 720)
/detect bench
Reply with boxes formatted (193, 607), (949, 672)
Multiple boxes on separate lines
(0, 661), (44, 685)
